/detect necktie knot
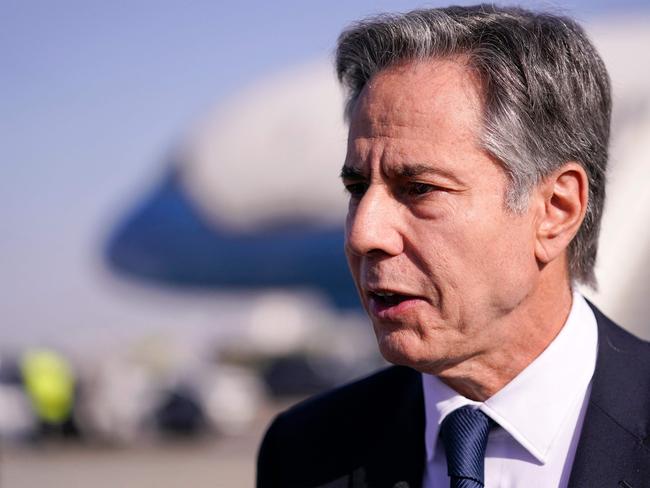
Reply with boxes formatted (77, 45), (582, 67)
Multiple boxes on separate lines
(439, 406), (493, 487)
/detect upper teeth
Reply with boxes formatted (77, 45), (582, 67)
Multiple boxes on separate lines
(375, 291), (395, 297)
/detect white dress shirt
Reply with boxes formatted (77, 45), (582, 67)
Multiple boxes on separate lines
(422, 292), (598, 488)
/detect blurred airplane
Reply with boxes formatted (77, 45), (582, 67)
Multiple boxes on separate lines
(106, 165), (357, 309)
(106, 62), (359, 310)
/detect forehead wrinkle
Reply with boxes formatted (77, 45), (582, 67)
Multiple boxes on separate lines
(345, 58), (491, 187)
(347, 133), (455, 175)
(351, 58), (485, 140)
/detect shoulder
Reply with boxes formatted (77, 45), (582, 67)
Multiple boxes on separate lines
(569, 301), (650, 485)
(257, 365), (421, 486)
(590, 301), (650, 367)
(276, 364), (419, 424)
(588, 301), (650, 428)
(262, 365), (420, 448)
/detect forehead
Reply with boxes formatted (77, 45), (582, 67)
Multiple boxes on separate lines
(347, 57), (484, 157)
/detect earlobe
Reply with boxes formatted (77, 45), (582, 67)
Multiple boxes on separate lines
(534, 163), (589, 265)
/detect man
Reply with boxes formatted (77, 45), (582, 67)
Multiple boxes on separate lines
(257, 5), (650, 488)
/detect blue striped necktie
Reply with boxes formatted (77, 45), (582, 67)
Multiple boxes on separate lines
(439, 406), (493, 488)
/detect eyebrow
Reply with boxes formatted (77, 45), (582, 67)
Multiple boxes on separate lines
(340, 165), (363, 179)
(396, 163), (447, 178)
(340, 162), (463, 185)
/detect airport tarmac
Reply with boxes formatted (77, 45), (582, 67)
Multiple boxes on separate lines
(0, 400), (295, 488)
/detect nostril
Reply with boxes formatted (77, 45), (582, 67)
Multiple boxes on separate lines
(366, 247), (392, 258)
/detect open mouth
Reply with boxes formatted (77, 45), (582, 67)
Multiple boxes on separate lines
(369, 291), (411, 307)
(366, 290), (424, 320)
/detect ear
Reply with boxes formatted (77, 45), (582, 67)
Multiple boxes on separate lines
(534, 162), (589, 265)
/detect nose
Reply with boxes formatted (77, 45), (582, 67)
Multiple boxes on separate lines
(345, 185), (404, 257)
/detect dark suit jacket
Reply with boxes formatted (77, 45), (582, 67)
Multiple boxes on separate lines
(257, 305), (650, 487)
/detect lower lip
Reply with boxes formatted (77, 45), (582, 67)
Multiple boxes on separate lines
(368, 296), (423, 321)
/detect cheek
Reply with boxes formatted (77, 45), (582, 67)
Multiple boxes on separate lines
(416, 209), (537, 293)
(344, 247), (365, 300)
(465, 216), (539, 300)
(343, 212), (355, 262)
(345, 248), (360, 277)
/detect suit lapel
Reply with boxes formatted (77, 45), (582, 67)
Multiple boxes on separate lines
(568, 304), (650, 487)
(362, 368), (426, 488)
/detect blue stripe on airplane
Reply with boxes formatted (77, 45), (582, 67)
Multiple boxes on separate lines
(105, 167), (360, 310)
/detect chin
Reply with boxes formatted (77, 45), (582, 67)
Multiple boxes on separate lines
(376, 327), (456, 376)
(376, 328), (431, 371)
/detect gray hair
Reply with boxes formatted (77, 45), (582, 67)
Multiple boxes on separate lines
(336, 4), (611, 287)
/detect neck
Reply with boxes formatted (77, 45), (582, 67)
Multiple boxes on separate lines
(437, 272), (574, 401)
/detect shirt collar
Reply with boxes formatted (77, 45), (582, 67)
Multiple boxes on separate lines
(422, 292), (598, 464)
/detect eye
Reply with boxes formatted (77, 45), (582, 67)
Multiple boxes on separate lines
(344, 182), (368, 198)
(405, 182), (437, 196)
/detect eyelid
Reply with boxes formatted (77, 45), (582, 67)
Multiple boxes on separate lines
(407, 180), (438, 190)
(395, 180), (454, 200)
(343, 180), (369, 197)
(407, 182), (434, 195)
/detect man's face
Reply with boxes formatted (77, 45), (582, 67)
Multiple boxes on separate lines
(342, 58), (541, 374)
